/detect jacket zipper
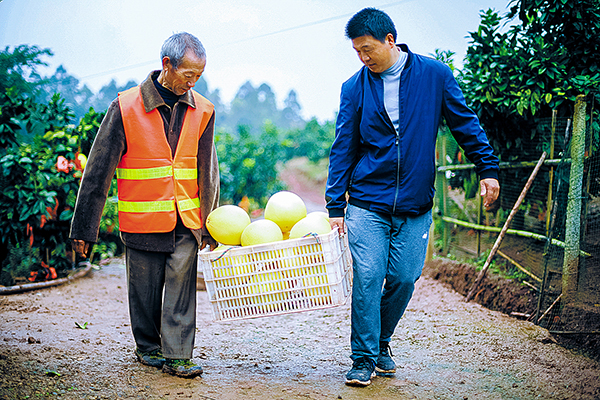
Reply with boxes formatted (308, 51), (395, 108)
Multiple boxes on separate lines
(392, 71), (403, 214)
(393, 133), (400, 214)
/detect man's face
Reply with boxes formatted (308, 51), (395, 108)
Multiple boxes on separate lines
(351, 34), (397, 74)
(161, 50), (206, 96)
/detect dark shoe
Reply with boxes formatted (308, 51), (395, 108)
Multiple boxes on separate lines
(345, 357), (376, 386)
(135, 348), (165, 368)
(162, 358), (203, 378)
(375, 342), (396, 376)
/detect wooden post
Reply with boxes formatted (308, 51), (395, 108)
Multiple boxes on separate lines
(465, 152), (547, 302)
(425, 223), (435, 263)
(440, 131), (450, 255)
(562, 95), (586, 304)
(476, 177), (482, 258)
(536, 117), (572, 324)
(546, 110), (556, 236)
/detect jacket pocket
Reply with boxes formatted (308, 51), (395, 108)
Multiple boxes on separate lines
(349, 154), (367, 190)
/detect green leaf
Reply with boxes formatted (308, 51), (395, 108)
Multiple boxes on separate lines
(59, 209), (73, 221)
(75, 321), (88, 329)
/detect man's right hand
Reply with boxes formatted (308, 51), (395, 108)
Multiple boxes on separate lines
(329, 217), (346, 234)
(72, 239), (92, 259)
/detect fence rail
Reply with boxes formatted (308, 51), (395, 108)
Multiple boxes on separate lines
(433, 99), (599, 335)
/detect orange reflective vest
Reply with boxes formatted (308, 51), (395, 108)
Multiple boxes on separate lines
(116, 86), (214, 233)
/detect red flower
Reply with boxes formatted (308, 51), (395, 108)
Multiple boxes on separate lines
(46, 197), (59, 220)
(41, 261), (57, 280)
(26, 223), (34, 247)
(56, 156), (71, 173)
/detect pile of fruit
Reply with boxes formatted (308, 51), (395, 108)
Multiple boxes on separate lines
(205, 191), (331, 250)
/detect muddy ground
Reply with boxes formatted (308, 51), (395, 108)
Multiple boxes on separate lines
(2, 164), (600, 400)
(1, 256), (599, 400)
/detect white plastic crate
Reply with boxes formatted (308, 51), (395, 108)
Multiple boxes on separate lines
(199, 229), (352, 321)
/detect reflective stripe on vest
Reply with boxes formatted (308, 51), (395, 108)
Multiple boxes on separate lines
(119, 199), (176, 213)
(118, 197), (199, 213)
(116, 86), (214, 233)
(116, 166), (197, 180)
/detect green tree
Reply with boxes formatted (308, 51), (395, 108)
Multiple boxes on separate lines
(0, 106), (108, 284)
(0, 90), (30, 150)
(218, 81), (306, 134)
(279, 89), (304, 129)
(459, 1), (600, 159)
(457, 1), (600, 215)
(38, 65), (95, 122)
(282, 118), (334, 163)
(512, 0), (600, 94)
(0, 45), (53, 150)
(195, 76), (227, 118)
(216, 123), (285, 207)
(91, 78), (137, 114)
(0, 45), (52, 97)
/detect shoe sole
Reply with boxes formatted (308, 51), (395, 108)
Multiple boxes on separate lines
(375, 366), (396, 376)
(162, 365), (203, 378)
(135, 354), (165, 368)
(345, 371), (376, 386)
(138, 359), (165, 368)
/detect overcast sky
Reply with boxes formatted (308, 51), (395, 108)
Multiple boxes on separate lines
(0, 0), (511, 121)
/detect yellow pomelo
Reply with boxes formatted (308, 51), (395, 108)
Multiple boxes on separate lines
(264, 191), (307, 233)
(307, 211), (329, 222)
(206, 205), (251, 245)
(241, 219), (283, 246)
(289, 214), (332, 239)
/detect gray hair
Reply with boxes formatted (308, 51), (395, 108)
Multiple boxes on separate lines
(160, 32), (206, 69)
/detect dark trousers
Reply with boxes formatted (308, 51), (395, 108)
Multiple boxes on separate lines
(125, 231), (198, 359)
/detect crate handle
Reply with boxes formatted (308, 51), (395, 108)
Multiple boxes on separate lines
(301, 232), (322, 245)
(210, 246), (237, 262)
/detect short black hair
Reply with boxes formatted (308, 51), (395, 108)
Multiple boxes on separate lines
(345, 7), (397, 43)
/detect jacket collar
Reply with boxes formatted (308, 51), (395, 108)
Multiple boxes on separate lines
(365, 44), (413, 80)
(139, 70), (197, 113)
(397, 44), (413, 70)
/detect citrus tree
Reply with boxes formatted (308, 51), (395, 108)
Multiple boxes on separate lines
(281, 118), (334, 163)
(216, 123), (286, 210)
(459, 0), (600, 159)
(456, 0), (600, 214)
(0, 102), (108, 285)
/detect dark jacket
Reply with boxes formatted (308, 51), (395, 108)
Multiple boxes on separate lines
(326, 44), (499, 218)
(69, 71), (220, 253)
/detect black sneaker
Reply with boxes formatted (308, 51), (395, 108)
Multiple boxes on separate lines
(162, 358), (203, 378)
(135, 348), (165, 368)
(345, 356), (376, 386)
(375, 342), (396, 376)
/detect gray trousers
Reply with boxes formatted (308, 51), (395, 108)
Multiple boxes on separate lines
(125, 232), (198, 359)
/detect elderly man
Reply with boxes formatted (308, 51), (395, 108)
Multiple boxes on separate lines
(70, 32), (219, 378)
(326, 8), (500, 386)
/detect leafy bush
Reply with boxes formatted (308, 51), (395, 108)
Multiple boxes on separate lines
(216, 123), (286, 208)
(0, 96), (117, 284)
(0, 245), (41, 286)
(281, 118), (334, 163)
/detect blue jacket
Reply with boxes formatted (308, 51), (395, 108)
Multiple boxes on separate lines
(326, 44), (499, 218)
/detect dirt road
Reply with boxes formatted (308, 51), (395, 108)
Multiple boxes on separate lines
(1, 257), (599, 400)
